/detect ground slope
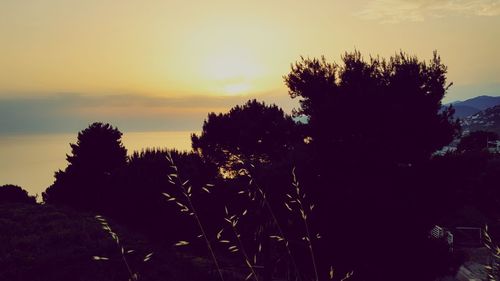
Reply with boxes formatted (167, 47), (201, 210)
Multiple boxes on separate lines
(0, 203), (220, 281)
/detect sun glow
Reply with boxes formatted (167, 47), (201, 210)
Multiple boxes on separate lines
(203, 49), (261, 80)
(223, 82), (251, 96)
(201, 48), (261, 95)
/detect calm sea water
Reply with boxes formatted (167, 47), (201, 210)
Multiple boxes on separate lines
(0, 131), (195, 197)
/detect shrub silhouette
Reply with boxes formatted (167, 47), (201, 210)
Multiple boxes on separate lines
(457, 130), (499, 153)
(0, 184), (36, 204)
(108, 148), (222, 244)
(43, 122), (127, 211)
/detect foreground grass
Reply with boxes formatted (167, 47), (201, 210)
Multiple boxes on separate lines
(0, 203), (222, 281)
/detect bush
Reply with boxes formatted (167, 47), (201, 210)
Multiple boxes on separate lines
(0, 184), (36, 204)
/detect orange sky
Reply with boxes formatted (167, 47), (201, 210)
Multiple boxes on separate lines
(0, 0), (499, 124)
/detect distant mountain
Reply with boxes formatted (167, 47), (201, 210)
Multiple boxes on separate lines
(461, 105), (500, 135)
(448, 95), (500, 118)
(453, 95), (500, 110)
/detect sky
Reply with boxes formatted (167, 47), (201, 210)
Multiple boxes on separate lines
(1, 0), (500, 134)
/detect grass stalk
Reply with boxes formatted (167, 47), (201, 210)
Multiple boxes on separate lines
(94, 215), (139, 281)
(165, 152), (225, 281)
(483, 224), (499, 281)
(291, 167), (319, 281)
(186, 190), (225, 281)
(223, 206), (259, 281)
(234, 156), (303, 281)
(254, 180), (303, 281)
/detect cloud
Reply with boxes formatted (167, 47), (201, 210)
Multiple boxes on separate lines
(0, 92), (296, 134)
(357, 0), (500, 23)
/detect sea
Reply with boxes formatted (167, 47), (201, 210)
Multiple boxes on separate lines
(0, 131), (195, 197)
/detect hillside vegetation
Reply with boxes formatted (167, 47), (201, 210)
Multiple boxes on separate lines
(0, 203), (221, 281)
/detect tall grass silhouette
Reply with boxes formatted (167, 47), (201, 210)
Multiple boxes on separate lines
(219, 204), (259, 281)
(484, 225), (499, 281)
(221, 160), (353, 281)
(94, 215), (153, 281)
(236, 162), (303, 281)
(93, 151), (354, 281)
(286, 167), (319, 281)
(162, 151), (225, 281)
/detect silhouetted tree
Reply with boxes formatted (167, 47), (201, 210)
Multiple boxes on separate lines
(282, 51), (461, 281)
(192, 100), (312, 279)
(285, 51), (460, 168)
(43, 122), (127, 211)
(457, 130), (499, 153)
(192, 99), (300, 177)
(0, 184), (36, 204)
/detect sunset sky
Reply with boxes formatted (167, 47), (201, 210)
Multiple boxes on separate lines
(1, 0), (499, 133)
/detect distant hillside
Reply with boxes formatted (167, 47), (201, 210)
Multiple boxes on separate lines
(461, 105), (500, 135)
(0, 203), (222, 281)
(451, 105), (483, 118)
(448, 95), (500, 118)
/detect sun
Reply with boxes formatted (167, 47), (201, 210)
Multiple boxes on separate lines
(201, 47), (261, 96)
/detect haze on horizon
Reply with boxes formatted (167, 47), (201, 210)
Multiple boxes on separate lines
(1, 0), (500, 134)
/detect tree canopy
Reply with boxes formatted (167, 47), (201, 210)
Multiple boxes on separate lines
(66, 122), (128, 173)
(284, 51), (460, 167)
(283, 51), (464, 281)
(192, 99), (299, 176)
(43, 122), (127, 210)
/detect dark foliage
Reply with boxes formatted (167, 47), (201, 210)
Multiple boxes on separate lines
(281, 51), (462, 281)
(109, 148), (221, 244)
(43, 122), (127, 211)
(0, 184), (36, 204)
(457, 130), (499, 153)
(284, 51), (460, 167)
(191, 100), (311, 278)
(192, 99), (301, 177)
(0, 204), (223, 281)
(429, 151), (500, 231)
